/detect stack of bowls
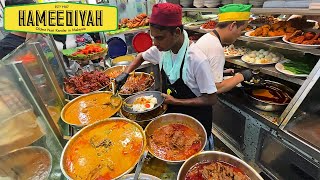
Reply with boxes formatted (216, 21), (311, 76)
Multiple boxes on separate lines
(233, 0), (249, 4)
(193, 0), (205, 7)
(180, 0), (193, 7)
(222, 0), (233, 5)
(249, 0), (265, 7)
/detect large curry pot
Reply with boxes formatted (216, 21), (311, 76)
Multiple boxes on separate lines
(60, 118), (146, 180)
(144, 113), (207, 165)
(177, 151), (263, 180)
(61, 91), (122, 129)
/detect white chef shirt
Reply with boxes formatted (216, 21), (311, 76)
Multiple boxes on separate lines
(196, 33), (225, 83)
(142, 43), (217, 97)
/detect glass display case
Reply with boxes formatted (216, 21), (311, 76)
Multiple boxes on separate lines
(0, 38), (67, 179)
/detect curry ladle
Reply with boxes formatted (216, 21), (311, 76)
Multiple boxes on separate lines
(110, 80), (122, 108)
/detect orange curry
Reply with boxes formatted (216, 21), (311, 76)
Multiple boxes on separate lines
(149, 124), (202, 161)
(63, 120), (144, 179)
(63, 93), (120, 126)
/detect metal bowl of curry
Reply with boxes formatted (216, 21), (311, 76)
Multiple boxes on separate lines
(61, 91), (122, 127)
(243, 80), (295, 112)
(144, 113), (207, 164)
(60, 118), (146, 180)
(104, 65), (155, 96)
(177, 151), (263, 180)
(119, 104), (168, 129)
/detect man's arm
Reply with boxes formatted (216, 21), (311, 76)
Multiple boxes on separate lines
(124, 53), (145, 74)
(215, 73), (244, 94)
(163, 93), (217, 106)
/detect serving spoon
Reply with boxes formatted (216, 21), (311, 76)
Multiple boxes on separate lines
(110, 80), (122, 108)
(133, 150), (148, 180)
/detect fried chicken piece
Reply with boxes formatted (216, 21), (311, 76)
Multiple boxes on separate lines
(274, 28), (285, 36)
(291, 36), (305, 44)
(261, 25), (271, 37)
(251, 27), (263, 36)
(268, 31), (277, 37)
(304, 32), (315, 40)
(287, 30), (303, 41)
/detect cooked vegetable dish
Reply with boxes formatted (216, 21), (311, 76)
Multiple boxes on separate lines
(185, 161), (250, 180)
(149, 124), (202, 161)
(63, 120), (144, 179)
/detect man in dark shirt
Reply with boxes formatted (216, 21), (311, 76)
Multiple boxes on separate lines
(0, 0), (35, 59)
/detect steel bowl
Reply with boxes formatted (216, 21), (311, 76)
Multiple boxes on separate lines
(144, 113), (207, 164)
(61, 91), (122, 128)
(104, 65), (127, 79)
(119, 173), (161, 180)
(63, 85), (107, 99)
(105, 66), (155, 96)
(122, 91), (165, 114)
(119, 104), (167, 129)
(0, 146), (52, 180)
(177, 151), (263, 180)
(111, 55), (135, 66)
(243, 80), (295, 112)
(60, 118), (146, 180)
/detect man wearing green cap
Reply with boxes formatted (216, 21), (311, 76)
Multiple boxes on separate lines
(196, 4), (253, 93)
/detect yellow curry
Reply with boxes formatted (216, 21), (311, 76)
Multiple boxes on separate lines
(63, 120), (144, 179)
(62, 92), (121, 126)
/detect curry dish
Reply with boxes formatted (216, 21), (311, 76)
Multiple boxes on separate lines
(62, 92), (120, 126)
(185, 161), (250, 180)
(63, 120), (144, 179)
(149, 124), (202, 161)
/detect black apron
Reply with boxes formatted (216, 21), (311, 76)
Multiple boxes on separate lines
(161, 50), (213, 137)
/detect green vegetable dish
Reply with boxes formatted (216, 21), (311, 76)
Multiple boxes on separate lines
(283, 61), (313, 75)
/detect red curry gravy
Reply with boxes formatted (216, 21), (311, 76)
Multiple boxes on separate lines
(185, 161), (250, 180)
(149, 124), (202, 161)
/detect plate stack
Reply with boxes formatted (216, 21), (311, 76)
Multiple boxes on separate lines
(194, 0), (205, 7)
(222, 0), (233, 4)
(205, 0), (221, 7)
(180, 0), (193, 7)
(249, 0), (265, 7)
(233, 0), (249, 4)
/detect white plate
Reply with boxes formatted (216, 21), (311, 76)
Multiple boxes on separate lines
(119, 173), (161, 180)
(241, 54), (282, 65)
(275, 60), (309, 77)
(282, 36), (320, 49)
(200, 26), (214, 32)
(185, 22), (203, 30)
(244, 30), (283, 41)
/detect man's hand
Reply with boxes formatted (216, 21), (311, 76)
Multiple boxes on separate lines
(161, 93), (177, 105)
(115, 72), (129, 92)
(239, 69), (253, 82)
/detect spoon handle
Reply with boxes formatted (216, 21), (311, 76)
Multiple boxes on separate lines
(133, 150), (148, 180)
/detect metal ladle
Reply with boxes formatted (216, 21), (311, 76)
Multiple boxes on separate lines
(110, 80), (122, 108)
(133, 150), (148, 180)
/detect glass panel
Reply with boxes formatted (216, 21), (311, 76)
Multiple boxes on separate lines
(2, 40), (64, 130)
(0, 63), (63, 179)
(284, 78), (320, 151)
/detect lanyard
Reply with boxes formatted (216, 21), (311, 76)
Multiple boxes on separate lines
(212, 29), (221, 44)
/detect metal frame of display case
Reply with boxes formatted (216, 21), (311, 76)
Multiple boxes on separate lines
(182, 7), (320, 180)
